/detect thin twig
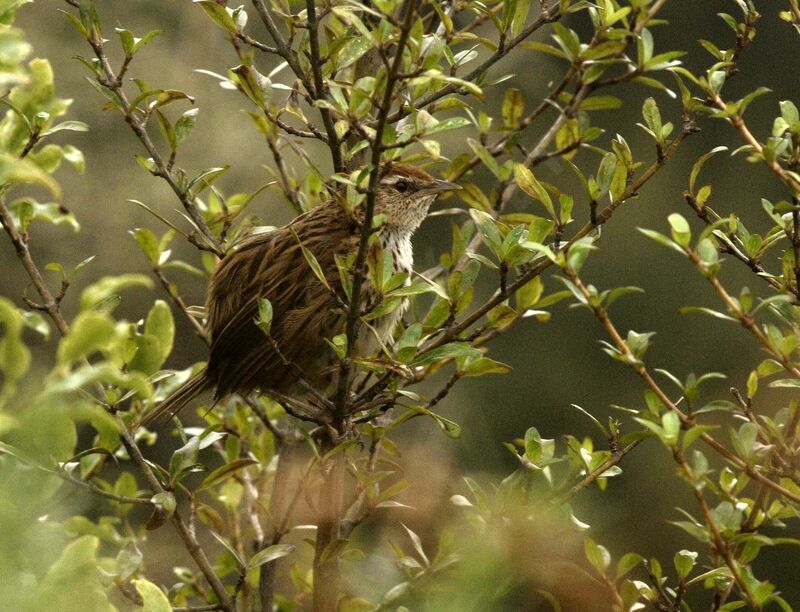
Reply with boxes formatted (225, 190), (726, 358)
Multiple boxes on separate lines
(384, 0), (563, 124)
(564, 267), (800, 506)
(120, 431), (237, 612)
(0, 195), (71, 336)
(153, 265), (211, 345)
(304, 0), (343, 172)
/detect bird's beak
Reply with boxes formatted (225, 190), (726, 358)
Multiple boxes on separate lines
(420, 179), (462, 196)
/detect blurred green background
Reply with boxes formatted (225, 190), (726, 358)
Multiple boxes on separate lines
(5, 0), (800, 607)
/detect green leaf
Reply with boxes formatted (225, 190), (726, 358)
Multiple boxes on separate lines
(146, 491), (176, 530)
(674, 549), (697, 580)
(661, 411), (680, 447)
(469, 209), (503, 257)
(423, 117), (471, 135)
(169, 436), (200, 482)
(642, 97), (662, 137)
(132, 227), (160, 264)
(514, 163), (555, 218)
(194, 0), (237, 31)
(689, 146), (728, 194)
(679, 306), (737, 322)
(584, 538), (611, 573)
(57, 311), (116, 364)
(0, 153), (62, 198)
(516, 276), (544, 311)
(33, 537), (115, 612)
(467, 138), (500, 177)
(667, 213), (691, 246)
(336, 36), (371, 69)
(616, 552), (644, 579)
(502, 88), (524, 128)
(596, 152), (617, 196)
(524, 427), (542, 463)
(638, 227), (685, 255)
(528, 217), (554, 244)
(145, 300), (174, 361)
(248, 543), (296, 568)
(175, 107), (198, 144)
(187, 165), (229, 194)
(255, 297), (273, 335)
(198, 458), (258, 491)
(80, 274), (153, 311)
(409, 343), (482, 367)
(395, 323), (422, 363)
(292, 230), (331, 290)
(579, 96), (622, 111)
(134, 579), (172, 612)
(460, 357), (510, 377)
(40, 120), (89, 136)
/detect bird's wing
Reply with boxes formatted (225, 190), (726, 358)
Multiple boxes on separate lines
(205, 208), (350, 397)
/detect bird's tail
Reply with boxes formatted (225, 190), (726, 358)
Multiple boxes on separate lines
(138, 371), (210, 428)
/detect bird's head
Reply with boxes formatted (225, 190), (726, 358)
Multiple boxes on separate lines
(375, 163), (460, 235)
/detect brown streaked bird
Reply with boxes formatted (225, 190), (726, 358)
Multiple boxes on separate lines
(139, 163), (459, 427)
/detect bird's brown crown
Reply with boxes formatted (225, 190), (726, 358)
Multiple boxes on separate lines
(376, 163), (456, 234)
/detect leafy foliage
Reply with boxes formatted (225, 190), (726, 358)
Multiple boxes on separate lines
(1, 0), (800, 610)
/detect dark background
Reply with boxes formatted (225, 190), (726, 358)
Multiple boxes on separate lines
(6, 0), (800, 607)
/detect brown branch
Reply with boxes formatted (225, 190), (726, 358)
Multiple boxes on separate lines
(263, 130), (303, 214)
(2, 130), (233, 609)
(564, 267), (800, 506)
(0, 195), (70, 337)
(120, 432), (236, 612)
(234, 31), (277, 54)
(711, 91), (800, 195)
(684, 193), (787, 295)
(688, 251), (800, 381)
(558, 440), (642, 503)
(67, 16), (224, 256)
(250, 0), (310, 91)
(385, 1), (563, 124)
(334, 0), (418, 417)
(251, 0), (344, 172)
(153, 265), (211, 346)
(259, 439), (301, 611)
(304, 0), (343, 172)
(424, 126), (692, 354)
(674, 450), (759, 609)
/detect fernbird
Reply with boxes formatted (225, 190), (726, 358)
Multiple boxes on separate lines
(139, 163), (459, 426)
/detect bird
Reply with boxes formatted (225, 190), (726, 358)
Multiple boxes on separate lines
(138, 163), (459, 427)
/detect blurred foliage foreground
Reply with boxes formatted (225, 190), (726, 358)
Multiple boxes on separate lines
(2, 0), (800, 610)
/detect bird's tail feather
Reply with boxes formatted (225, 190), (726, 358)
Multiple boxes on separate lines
(138, 371), (209, 428)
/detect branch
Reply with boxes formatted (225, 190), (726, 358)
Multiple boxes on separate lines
(563, 267), (800, 506)
(557, 440), (642, 503)
(2, 180), (234, 608)
(153, 265), (211, 346)
(674, 449), (759, 608)
(683, 193), (788, 295)
(688, 250), (800, 381)
(0, 195), (70, 337)
(384, 0), (563, 124)
(425, 126), (693, 354)
(120, 431), (237, 612)
(711, 91), (800, 195)
(67, 13), (224, 256)
(251, 0), (344, 171)
(304, 0), (344, 172)
(334, 0), (418, 418)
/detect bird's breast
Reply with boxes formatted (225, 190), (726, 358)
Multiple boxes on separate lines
(382, 231), (414, 275)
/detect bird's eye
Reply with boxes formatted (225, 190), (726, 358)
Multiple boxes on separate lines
(395, 180), (410, 193)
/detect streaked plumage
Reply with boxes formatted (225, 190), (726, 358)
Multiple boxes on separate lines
(139, 164), (458, 426)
